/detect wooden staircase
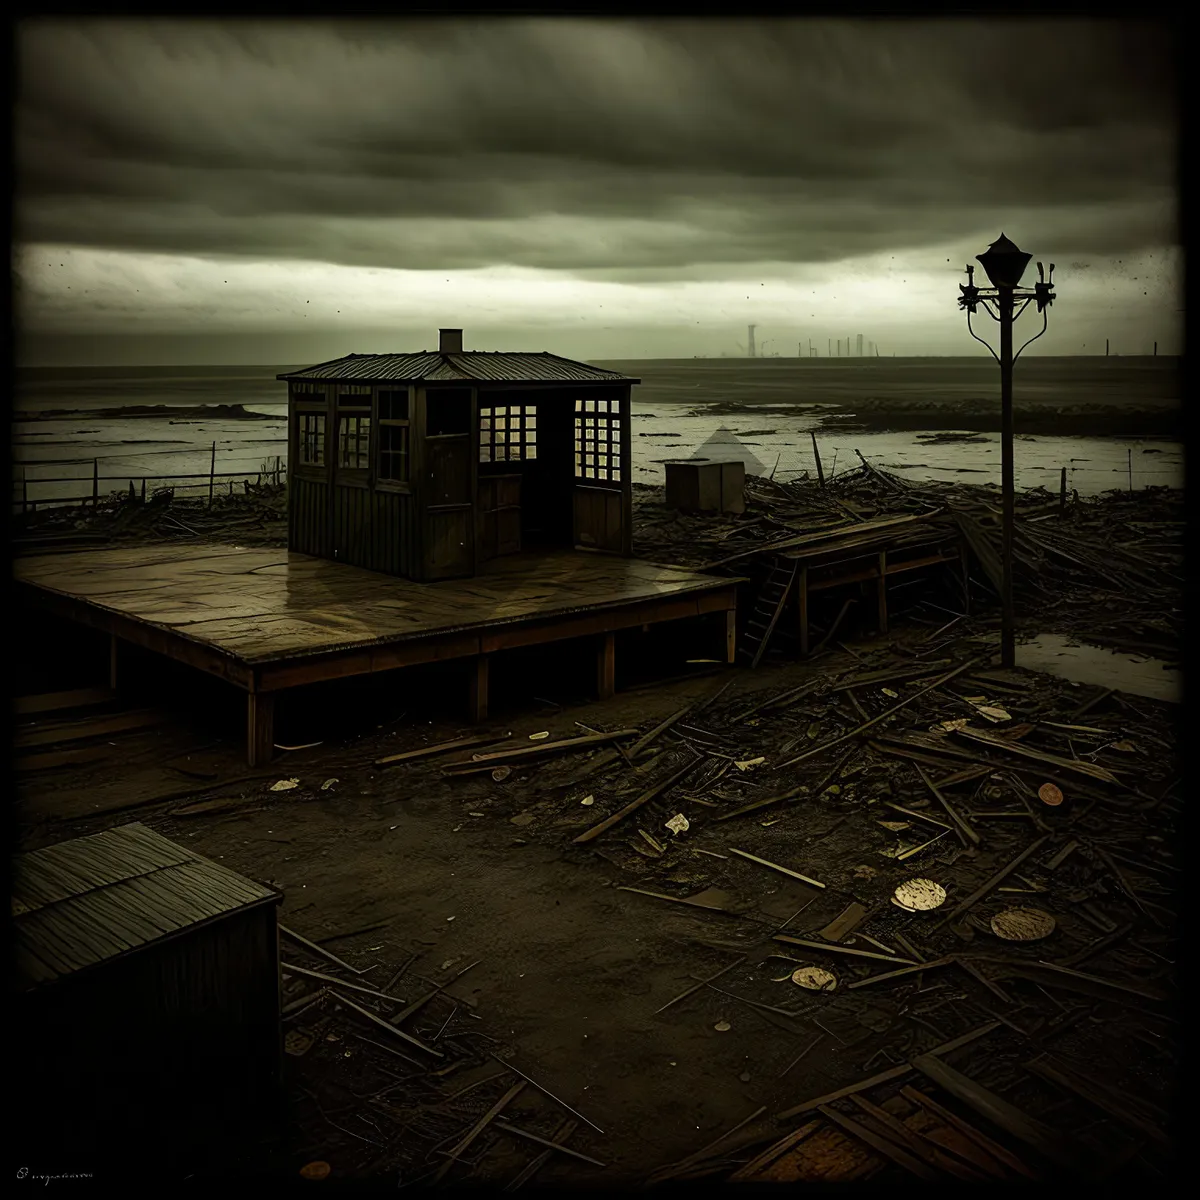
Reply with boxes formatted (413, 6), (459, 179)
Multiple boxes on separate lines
(739, 557), (798, 668)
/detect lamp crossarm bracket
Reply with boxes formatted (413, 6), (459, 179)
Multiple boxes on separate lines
(966, 311), (1001, 364)
(1013, 309), (1049, 364)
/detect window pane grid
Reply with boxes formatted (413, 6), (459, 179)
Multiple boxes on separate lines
(338, 415), (371, 469)
(299, 413), (326, 465)
(574, 400), (621, 482)
(479, 404), (537, 462)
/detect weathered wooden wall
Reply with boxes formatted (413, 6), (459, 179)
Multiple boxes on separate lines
(16, 905), (281, 1172)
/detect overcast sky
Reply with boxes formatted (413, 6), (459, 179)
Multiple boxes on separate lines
(15, 18), (1180, 365)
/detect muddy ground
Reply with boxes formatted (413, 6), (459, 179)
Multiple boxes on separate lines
(12, 469), (1181, 1185)
(14, 608), (1180, 1185)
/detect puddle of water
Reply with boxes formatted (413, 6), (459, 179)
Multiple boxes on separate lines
(1016, 632), (1181, 704)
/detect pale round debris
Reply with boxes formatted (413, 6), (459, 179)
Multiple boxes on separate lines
(1038, 782), (1064, 807)
(714, 1020), (731, 1032)
(892, 878), (947, 912)
(791, 966), (838, 992)
(492, 766), (512, 782)
(990, 907), (1056, 941)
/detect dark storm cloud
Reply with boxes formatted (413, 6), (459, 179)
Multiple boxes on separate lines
(16, 18), (1177, 273)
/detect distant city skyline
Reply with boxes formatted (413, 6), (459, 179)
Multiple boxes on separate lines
(15, 19), (1179, 367)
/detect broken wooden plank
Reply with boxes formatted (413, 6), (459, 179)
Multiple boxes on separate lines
(654, 955), (747, 1015)
(374, 732), (513, 767)
(954, 957), (1014, 1005)
(13, 686), (115, 716)
(1069, 687), (1114, 721)
(728, 1120), (822, 1181)
(14, 708), (168, 749)
(847, 1094), (986, 1181)
(776, 1022), (1002, 1121)
(773, 934), (913, 965)
(573, 755), (700, 843)
(1044, 840), (1079, 871)
(331, 990), (444, 1058)
(847, 957), (955, 990)
(818, 1104), (940, 1179)
(16, 745), (113, 773)
(934, 764), (993, 789)
(916, 764), (980, 847)
(773, 659), (982, 772)
(949, 726), (1121, 784)
(280, 923), (370, 976)
(434, 1081), (527, 1181)
(937, 834), (1053, 927)
(900, 1086), (1040, 1179)
(819, 902), (869, 942)
(1023, 1056), (1170, 1146)
(280, 962), (405, 1005)
(617, 886), (739, 916)
(488, 1052), (603, 1134)
(504, 1119), (579, 1191)
(492, 1119), (606, 1167)
(445, 727), (639, 771)
(830, 660), (953, 691)
(627, 707), (693, 761)
(881, 802), (953, 831)
(728, 847), (825, 889)
(909, 1053), (1090, 1174)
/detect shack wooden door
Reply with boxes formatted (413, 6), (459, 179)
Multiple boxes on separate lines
(423, 389), (475, 579)
(572, 395), (630, 554)
(478, 474), (522, 561)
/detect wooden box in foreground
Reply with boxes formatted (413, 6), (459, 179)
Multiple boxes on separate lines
(12, 822), (283, 1175)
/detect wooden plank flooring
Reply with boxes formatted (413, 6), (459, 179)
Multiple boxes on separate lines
(15, 545), (737, 669)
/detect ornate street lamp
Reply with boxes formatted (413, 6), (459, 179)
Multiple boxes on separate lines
(958, 234), (1056, 668)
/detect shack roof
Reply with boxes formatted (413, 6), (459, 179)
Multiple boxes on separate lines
(13, 822), (279, 992)
(278, 350), (639, 387)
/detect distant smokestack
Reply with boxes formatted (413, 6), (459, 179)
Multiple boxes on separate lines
(857, 333), (864, 356)
(828, 339), (831, 357)
(747, 324), (757, 358)
(440, 328), (463, 353)
(1105, 338), (1109, 357)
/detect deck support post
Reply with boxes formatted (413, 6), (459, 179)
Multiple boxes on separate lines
(596, 632), (616, 700)
(247, 691), (276, 768)
(797, 567), (810, 658)
(876, 551), (888, 635)
(468, 654), (490, 722)
(724, 609), (737, 665)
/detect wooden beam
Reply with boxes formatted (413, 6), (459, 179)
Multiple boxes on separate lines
(468, 654), (490, 722)
(725, 608), (738, 664)
(17, 583), (255, 690)
(876, 550), (888, 634)
(797, 565), (809, 657)
(596, 631), (615, 699)
(247, 690), (276, 767)
(13, 687), (115, 717)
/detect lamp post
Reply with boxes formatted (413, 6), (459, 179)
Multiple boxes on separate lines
(958, 234), (1057, 668)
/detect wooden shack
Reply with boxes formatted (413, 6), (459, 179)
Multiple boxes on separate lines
(278, 330), (640, 581)
(12, 823), (283, 1174)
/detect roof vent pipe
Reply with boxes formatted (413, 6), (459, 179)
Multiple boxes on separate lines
(439, 329), (463, 354)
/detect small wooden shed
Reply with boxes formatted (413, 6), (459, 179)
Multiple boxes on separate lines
(278, 330), (640, 581)
(12, 822), (283, 1174)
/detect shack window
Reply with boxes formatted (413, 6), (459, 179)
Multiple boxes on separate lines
(574, 398), (621, 482)
(427, 389), (472, 436)
(298, 412), (326, 466)
(337, 414), (371, 470)
(378, 389), (410, 483)
(480, 405), (537, 463)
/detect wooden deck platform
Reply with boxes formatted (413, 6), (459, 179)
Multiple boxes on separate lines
(15, 545), (738, 765)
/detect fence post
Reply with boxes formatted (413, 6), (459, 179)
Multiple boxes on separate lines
(208, 441), (217, 508)
(1059, 466), (1067, 516)
(140, 478), (146, 504)
(1127, 447), (1133, 495)
(92, 458), (99, 506)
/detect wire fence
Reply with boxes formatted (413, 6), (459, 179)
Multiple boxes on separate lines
(13, 442), (287, 513)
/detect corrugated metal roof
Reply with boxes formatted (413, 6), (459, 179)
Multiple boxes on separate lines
(277, 351), (639, 385)
(13, 823), (279, 991)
